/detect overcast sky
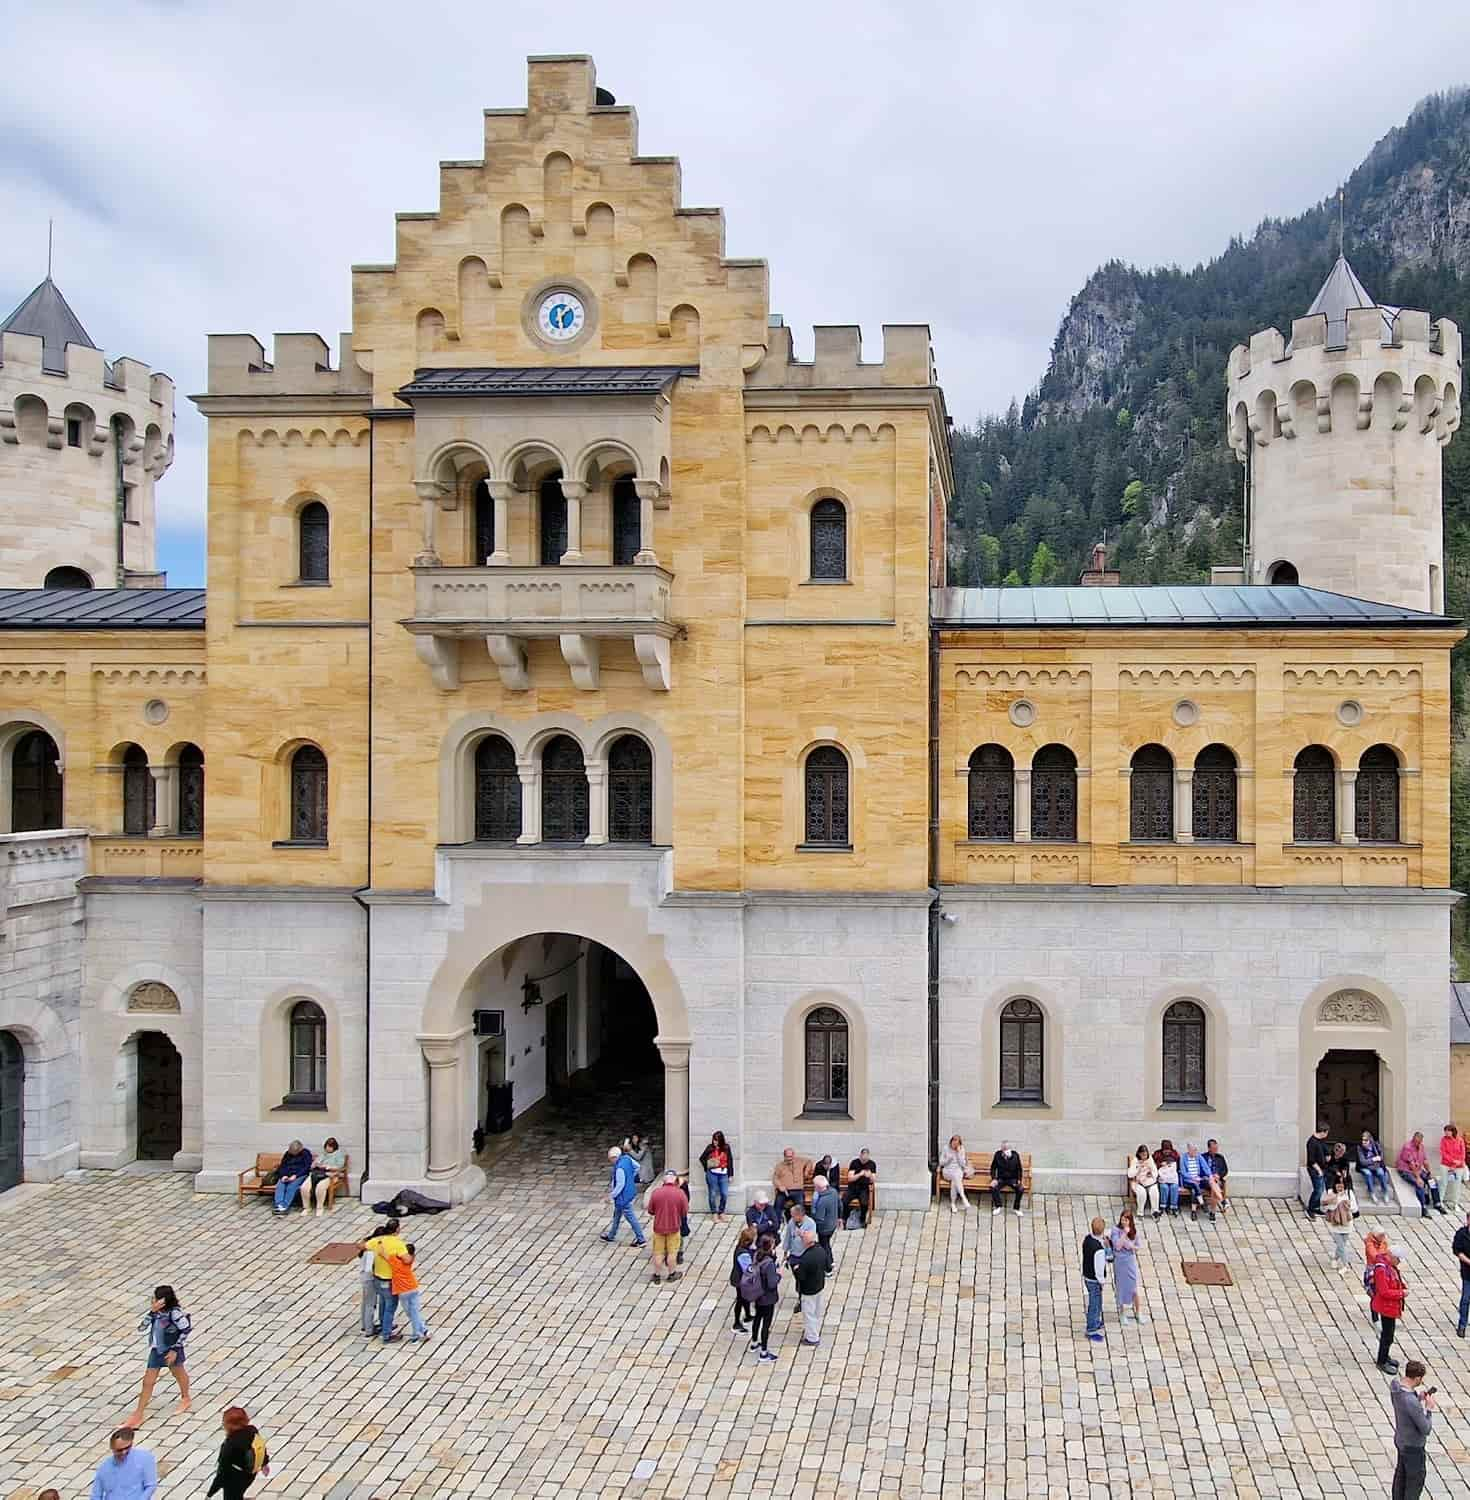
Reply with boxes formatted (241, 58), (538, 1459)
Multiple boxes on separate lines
(6, 1), (1470, 586)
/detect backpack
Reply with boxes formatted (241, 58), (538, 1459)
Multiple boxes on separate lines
(738, 1258), (765, 1304)
(248, 1432), (269, 1476)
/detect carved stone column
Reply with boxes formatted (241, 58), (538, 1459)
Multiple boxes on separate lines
(1338, 769), (1359, 846)
(633, 478), (661, 565)
(486, 481), (515, 565)
(419, 1034), (466, 1179)
(656, 1037), (691, 1177)
(1013, 768), (1032, 842)
(149, 766), (175, 836)
(1174, 768), (1194, 843)
(515, 760), (541, 844)
(413, 481), (448, 566)
(560, 479), (588, 563)
(585, 759), (609, 846)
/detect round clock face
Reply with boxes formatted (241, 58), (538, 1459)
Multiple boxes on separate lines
(536, 289), (587, 343)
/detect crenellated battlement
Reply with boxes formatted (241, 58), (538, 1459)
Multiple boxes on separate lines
(204, 332), (371, 398)
(1228, 307), (1461, 383)
(745, 322), (938, 390)
(0, 330), (174, 412)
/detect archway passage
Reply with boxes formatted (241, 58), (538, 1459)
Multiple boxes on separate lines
(0, 1031), (22, 1192)
(1316, 1048), (1380, 1147)
(136, 1032), (182, 1161)
(471, 935), (664, 1196)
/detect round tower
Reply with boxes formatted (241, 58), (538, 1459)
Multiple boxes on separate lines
(1226, 255), (1461, 612)
(0, 277), (174, 590)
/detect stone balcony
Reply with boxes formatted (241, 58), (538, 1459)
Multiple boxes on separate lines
(403, 564), (678, 692)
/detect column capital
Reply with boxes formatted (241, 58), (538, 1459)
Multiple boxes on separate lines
(417, 1029), (470, 1067)
(559, 479), (590, 500)
(655, 1036), (692, 1070)
(485, 479), (519, 503)
(632, 478), (663, 503)
(414, 480), (451, 504)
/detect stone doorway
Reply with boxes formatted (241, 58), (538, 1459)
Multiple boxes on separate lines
(136, 1032), (182, 1162)
(1316, 1048), (1381, 1148)
(0, 1031), (23, 1192)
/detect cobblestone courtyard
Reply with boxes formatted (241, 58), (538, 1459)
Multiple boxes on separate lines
(3, 1156), (1470, 1499)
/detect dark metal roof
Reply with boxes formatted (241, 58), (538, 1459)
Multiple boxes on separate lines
(931, 584), (1458, 628)
(1304, 255), (1397, 346)
(0, 589), (205, 629)
(1452, 983), (1470, 1047)
(397, 365), (697, 399)
(1, 277), (98, 373)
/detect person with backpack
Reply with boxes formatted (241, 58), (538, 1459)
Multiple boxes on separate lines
(125, 1284), (191, 1428)
(1322, 1172), (1355, 1275)
(729, 1224), (757, 1335)
(742, 1234), (782, 1362)
(601, 1145), (647, 1247)
(206, 1405), (269, 1499)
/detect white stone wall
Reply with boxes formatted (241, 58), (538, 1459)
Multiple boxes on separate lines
(938, 886), (1453, 1196)
(0, 831), (86, 1180)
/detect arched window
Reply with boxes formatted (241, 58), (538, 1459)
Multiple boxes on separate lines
(285, 999), (327, 1109)
(1129, 744), (1173, 841)
(1293, 746), (1336, 843)
(999, 997), (1045, 1104)
(1356, 744), (1400, 842)
(539, 475), (567, 566)
(967, 744), (1015, 839)
(289, 745), (328, 844)
(612, 475), (641, 567)
(809, 498), (847, 581)
(1031, 744), (1077, 841)
(11, 730), (62, 832)
(177, 744), (204, 837)
(122, 744), (154, 835)
(298, 500), (329, 582)
(541, 735), (589, 842)
(473, 479), (495, 565)
(473, 735), (521, 842)
(803, 746), (850, 847)
(42, 566), (91, 589)
(1267, 560), (1299, 586)
(803, 1005), (850, 1114)
(1192, 744), (1238, 842)
(608, 735), (653, 843)
(1162, 1000), (1207, 1105)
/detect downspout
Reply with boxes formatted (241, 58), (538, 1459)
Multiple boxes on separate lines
(927, 624), (941, 1175)
(1242, 428), (1253, 583)
(353, 412), (377, 1189)
(112, 416), (127, 587)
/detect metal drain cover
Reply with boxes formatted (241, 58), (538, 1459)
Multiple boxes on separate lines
(1181, 1260), (1233, 1286)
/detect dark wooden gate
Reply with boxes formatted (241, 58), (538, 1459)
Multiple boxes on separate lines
(0, 1031), (23, 1192)
(545, 997), (569, 1094)
(1315, 1048), (1380, 1147)
(137, 1033), (183, 1161)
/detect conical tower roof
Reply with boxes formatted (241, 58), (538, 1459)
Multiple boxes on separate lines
(1304, 255), (1396, 346)
(0, 277), (97, 373)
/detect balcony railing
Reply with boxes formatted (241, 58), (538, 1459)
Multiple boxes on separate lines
(402, 564), (677, 692)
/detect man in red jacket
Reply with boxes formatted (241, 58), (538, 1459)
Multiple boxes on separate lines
(1372, 1248), (1408, 1372)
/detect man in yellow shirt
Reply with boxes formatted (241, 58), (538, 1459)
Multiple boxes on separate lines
(358, 1218), (407, 1343)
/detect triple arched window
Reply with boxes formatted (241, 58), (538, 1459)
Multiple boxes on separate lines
(809, 498), (848, 581)
(803, 746), (850, 847)
(298, 501), (330, 583)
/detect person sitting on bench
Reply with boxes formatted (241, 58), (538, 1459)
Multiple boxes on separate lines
(842, 1149), (878, 1226)
(990, 1142), (1025, 1215)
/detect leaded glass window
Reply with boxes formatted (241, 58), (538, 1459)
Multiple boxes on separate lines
(1192, 744), (1237, 842)
(473, 479), (495, 564)
(1162, 999), (1207, 1105)
(177, 744), (204, 837)
(289, 745), (328, 844)
(1293, 746), (1336, 843)
(298, 500), (329, 582)
(11, 729), (61, 832)
(967, 744), (1014, 839)
(1031, 744), (1077, 841)
(608, 735), (653, 843)
(1129, 744), (1173, 841)
(803, 746), (850, 846)
(612, 476), (641, 566)
(541, 735), (589, 842)
(473, 735), (520, 841)
(122, 744), (154, 835)
(1355, 745), (1400, 842)
(803, 1006), (849, 1114)
(810, 498), (847, 581)
(999, 997), (1045, 1103)
(287, 999), (326, 1107)
(539, 476), (567, 566)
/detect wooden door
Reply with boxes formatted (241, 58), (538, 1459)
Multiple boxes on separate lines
(136, 1033), (182, 1161)
(545, 997), (569, 1093)
(1315, 1049), (1380, 1149)
(0, 1031), (23, 1192)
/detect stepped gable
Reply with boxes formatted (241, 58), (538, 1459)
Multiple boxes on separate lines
(0, 278), (98, 373)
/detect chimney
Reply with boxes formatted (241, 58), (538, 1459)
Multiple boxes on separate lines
(1079, 541), (1120, 588)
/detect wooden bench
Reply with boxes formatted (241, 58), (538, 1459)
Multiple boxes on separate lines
(934, 1150), (1032, 1204)
(776, 1163), (880, 1219)
(1122, 1155), (1204, 1211)
(237, 1152), (349, 1208)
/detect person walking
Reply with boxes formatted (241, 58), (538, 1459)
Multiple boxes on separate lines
(88, 1428), (157, 1499)
(743, 1235), (782, 1362)
(601, 1145), (647, 1246)
(1398, 1132), (1447, 1217)
(1452, 1209), (1470, 1338)
(1372, 1247), (1408, 1372)
(271, 1139), (313, 1215)
(1390, 1359), (1435, 1500)
(699, 1131), (734, 1221)
(745, 1190), (781, 1241)
(1323, 1173), (1355, 1275)
(792, 1225), (828, 1347)
(646, 1169), (688, 1283)
(1128, 1145), (1159, 1218)
(810, 1173), (840, 1272)
(359, 1218), (408, 1343)
(308, 1136), (346, 1216)
(1305, 1123), (1331, 1218)
(939, 1135), (969, 1212)
(391, 1244), (430, 1342)
(125, 1286), (191, 1428)
(205, 1406), (269, 1499)
(1439, 1124), (1467, 1213)
(989, 1142), (1025, 1215)
(623, 1131), (656, 1193)
(729, 1223), (757, 1335)
(1154, 1143), (1181, 1216)
(1108, 1210), (1147, 1325)
(1364, 1227), (1391, 1326)
(1081, 1216), (1109, 1343)
(1357, 1131), (1392, 1204)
